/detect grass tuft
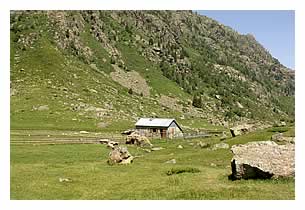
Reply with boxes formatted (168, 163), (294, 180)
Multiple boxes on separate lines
(166, 167), (201, 176)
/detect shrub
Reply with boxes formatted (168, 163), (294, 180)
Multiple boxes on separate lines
(128, 88), (133, 95)
(166, 167), (200, 176)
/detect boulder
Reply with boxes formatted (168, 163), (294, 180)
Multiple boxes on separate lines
(230, 124), (253, 137)
(107, 146), (134, 165)
(126, 132), (152, 147)
(229, 141), (295, 180)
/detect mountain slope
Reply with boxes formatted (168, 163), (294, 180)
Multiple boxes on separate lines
(10, 11), (295, 131)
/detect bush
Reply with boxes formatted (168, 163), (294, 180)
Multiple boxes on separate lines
(166, 167), (200, 176)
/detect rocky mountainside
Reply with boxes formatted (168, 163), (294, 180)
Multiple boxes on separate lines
(10, 11), (295, 131)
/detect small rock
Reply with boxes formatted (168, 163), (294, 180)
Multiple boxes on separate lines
(151, 147), (164, 151)
(99, 139), (110, 144)
(37, 105), (49, 111)
(212, 143), (230, 150)
(59, 178), (72, 183)
(143, 148), (151, 153)
(89, 89), (98, 94)
(79, 131), (89, 134)
(165, 159), (176, 164)
(177, 145), (183, 149)
(197, 141), (209, 148)
(220, 131), (228, 140)
(210, 163), (217, 167)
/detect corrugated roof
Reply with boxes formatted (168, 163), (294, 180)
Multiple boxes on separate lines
(135, 118), (176, 127)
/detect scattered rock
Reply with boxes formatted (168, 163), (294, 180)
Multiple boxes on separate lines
(37, 105), (49, 111)
(89, 89), (98, 94)
(275, 121), (287, 127)
(59, 177), (72, 183)
(165, 159), (176, 164)
(97, 122), (108, 128)
(99, 139), (110, 144)
(79, 131), (89, 134)
(121, 129), (135, 135)
(236, 102), (244, 109)
(126, 132), (153, 147)
(143, 148), (151, 153)
(271, 133), (295, 144)
(230, 141), (295, 180)
(271, 133), (284, 141)
(107, 141), (118, 149)
(230, 124), (253, 137)
(151, 147), (164, 151)
(220, 131), (228, 140)
(197, 141), (210, 148)
(177, 145), (183, 149)
(212, 143), (230, 150)
(210, 163), (217, 167)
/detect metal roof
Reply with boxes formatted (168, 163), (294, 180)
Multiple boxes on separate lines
(135, 118), (176, 127)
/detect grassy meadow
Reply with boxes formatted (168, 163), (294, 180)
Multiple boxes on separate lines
(10, 127), (295, 200)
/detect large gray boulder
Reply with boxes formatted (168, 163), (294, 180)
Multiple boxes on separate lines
(230, 141), (295, 180)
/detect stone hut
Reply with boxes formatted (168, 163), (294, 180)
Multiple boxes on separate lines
(135, 118), (183, 139)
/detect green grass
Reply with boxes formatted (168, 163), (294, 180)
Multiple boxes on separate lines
(11, 128), (295, 200)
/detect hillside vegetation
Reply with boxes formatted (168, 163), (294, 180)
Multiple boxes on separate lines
(10, 11), (295, 131)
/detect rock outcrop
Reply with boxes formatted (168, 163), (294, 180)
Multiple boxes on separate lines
(230, 141), (295, 180)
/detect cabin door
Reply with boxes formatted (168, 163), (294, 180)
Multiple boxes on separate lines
(161, 129), (166, 138)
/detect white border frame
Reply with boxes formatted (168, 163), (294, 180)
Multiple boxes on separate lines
(1, 1), (304, 210)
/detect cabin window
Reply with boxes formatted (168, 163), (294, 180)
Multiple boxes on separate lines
(153, 128), (157, 133)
